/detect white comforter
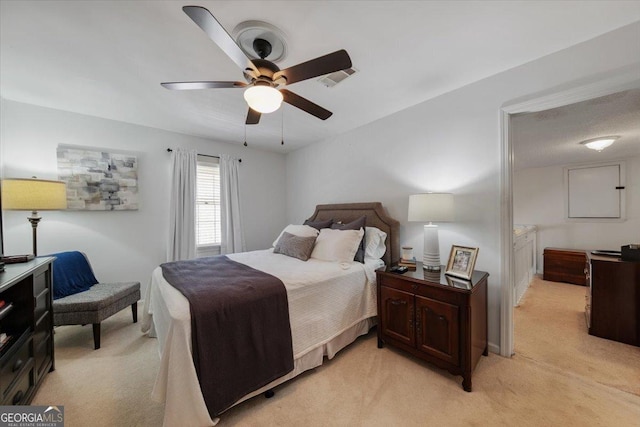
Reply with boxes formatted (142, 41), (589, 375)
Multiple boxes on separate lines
(141, 250), (382, 427)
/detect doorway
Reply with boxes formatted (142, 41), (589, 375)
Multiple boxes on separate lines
(499, 69), (640, 357)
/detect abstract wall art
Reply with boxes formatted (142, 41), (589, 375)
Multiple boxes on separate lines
(57, 146), (138, 211)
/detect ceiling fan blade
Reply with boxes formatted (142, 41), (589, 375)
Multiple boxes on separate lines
(280, 89), (332, 120)
(182, 6), (258, 74)
(161, 81), (246, 90)
(246, 108), (261, 125)
(274, 50), (352, 85)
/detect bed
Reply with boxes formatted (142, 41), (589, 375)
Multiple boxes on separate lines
(141, 202), (399, 426)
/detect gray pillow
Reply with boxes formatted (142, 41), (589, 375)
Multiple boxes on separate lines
(303, 218), (333, 230)
(273, 232), (317, 261)
(331, 216), (366, 263)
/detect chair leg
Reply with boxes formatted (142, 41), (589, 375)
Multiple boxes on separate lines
(131, 302), (138, 323)
(92, 323), (101, 350)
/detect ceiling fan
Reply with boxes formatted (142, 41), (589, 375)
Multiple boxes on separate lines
(162, 6), (353, 125)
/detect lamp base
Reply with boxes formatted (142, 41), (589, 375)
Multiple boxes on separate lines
(28, 212), (41, 257)
(422, 223), (441, 271)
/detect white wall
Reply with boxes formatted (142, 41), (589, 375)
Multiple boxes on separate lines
(0, 100), (287, 293)
(286, 23), (640, 351)
(514, 157), (640, 271)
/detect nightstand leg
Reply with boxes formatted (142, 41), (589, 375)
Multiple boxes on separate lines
(377, 337), (384, 348)
(483, 346), (488, 356)
(462, 375), (472, 392)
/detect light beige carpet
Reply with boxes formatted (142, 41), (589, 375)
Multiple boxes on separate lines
(514, 275), (640, 397)
(32, 284), (640, 426)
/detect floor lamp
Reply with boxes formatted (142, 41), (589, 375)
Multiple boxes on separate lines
(408, 193), (454, 271)
(2, 178), (67, 256)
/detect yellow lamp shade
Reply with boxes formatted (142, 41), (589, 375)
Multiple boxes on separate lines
(2, 178), (68, 211)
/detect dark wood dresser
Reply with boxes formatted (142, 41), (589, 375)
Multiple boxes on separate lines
(376, 263), (488, 391)
(586, 252), (640, 347)
(0, 257), (55, 405)
(543, 248), (587, 285)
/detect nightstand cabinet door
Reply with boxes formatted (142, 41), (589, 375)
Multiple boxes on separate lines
(380, 286), (415, 347)
(416, 296), (459, 366)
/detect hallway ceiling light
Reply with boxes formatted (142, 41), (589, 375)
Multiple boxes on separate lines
(579, 136), (619, 152)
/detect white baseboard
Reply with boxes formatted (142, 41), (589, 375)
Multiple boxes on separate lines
(488, 342), (501, 355)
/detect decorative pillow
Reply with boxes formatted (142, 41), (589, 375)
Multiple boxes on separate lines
(365, 226), (387, 259)
(303, 218), (333, 230)
(273, 232), (317, 261)
(331, 216), (366, 263)
(310, 228), (365, 263)
(273, 224), (319, 247)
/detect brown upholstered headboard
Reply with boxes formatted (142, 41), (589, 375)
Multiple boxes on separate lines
(306, 202), (400, 267)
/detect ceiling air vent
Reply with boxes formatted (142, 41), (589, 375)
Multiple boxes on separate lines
(318, 68), (356, 88)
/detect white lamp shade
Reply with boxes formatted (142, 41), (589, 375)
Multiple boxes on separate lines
(408, 193), (454, 222)
(2, 178), (67, 211)
(243, 85), (283, 114)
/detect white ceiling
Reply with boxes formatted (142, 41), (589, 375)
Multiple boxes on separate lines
(1, 1), (640, 154)
(512, 89), (640, 170)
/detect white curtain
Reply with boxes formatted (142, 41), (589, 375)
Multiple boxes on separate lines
(220, 154), (245, 254)
(167, 148), (197, 261)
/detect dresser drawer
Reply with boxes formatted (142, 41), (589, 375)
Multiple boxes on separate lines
(33, 310), (51, 349)
(33, 268), (48, 295)
(34, 288), (51, 325)
(0, 335), (32, 399)
(34, 334), (52, 382)
(2, 363), (35, 405)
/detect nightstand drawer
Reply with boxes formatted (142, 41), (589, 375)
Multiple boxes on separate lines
(379, 274), (417, 294)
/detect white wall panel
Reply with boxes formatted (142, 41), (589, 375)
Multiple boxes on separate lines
(286, 23), (640, 352)
(0, 100), (287, 294)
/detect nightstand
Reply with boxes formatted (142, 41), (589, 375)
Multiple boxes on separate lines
(376, 262), (489, 391)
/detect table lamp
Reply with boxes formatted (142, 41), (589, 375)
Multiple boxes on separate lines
(2, 178), (67, 256)
(408, 193), (454, 271)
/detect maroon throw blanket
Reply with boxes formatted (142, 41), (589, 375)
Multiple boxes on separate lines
(161, 256), (294, 416)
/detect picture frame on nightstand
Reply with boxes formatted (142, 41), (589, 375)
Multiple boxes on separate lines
(445, 245), (478, 280)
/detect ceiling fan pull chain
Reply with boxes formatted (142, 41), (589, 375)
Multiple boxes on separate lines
(281, 107), (284, 146)
(243, 123), (248, 147)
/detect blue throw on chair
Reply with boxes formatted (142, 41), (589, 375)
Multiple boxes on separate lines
(50, 251), (98, 299)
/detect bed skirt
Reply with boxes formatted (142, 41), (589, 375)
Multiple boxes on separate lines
(228, 316), (376, 412)
(144, 293), (375, 426)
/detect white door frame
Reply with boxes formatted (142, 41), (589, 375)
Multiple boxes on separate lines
(499, 69), (640, 357)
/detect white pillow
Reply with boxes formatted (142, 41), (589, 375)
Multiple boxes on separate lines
(310, 228), (365, 263)
(365, 226), (387, 259)
(273, 224), (319, 247)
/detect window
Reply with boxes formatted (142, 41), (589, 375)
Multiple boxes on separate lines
(196, 156), (221, 256)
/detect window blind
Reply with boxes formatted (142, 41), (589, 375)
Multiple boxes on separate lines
(196, 156), (221, 247)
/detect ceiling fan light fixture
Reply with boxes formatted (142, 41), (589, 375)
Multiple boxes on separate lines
(579, 136), (619, 152)
(243, 85), (283, 114)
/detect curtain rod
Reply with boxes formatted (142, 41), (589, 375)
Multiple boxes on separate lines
(166, 148), (241, 162)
